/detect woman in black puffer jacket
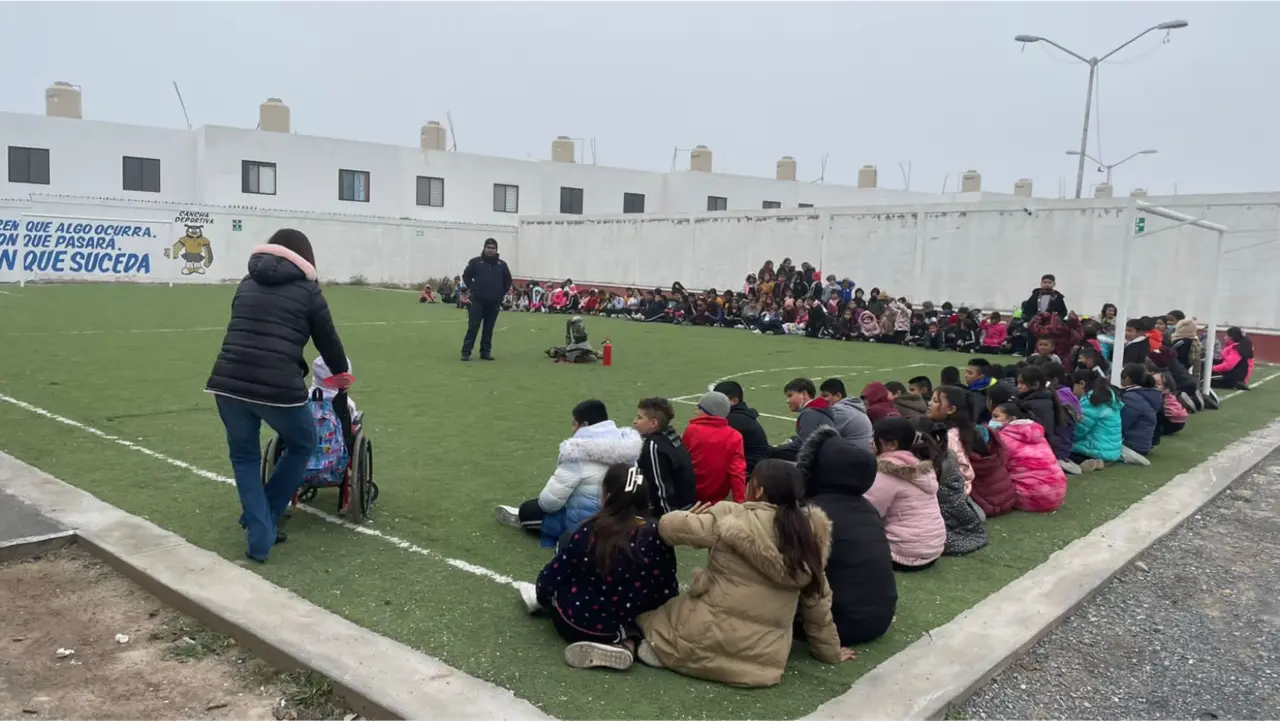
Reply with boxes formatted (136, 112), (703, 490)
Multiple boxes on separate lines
(205, 229), (350, 563)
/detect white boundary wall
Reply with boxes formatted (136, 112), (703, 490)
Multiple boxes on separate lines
(518, 194), (1280, 330)
(0, 195), (515, 286)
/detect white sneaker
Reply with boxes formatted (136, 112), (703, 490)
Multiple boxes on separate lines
(494, 505), (521, 528)
(1178, 391), (1197, 413)
(1059, 459), (1082, 475)
(1080, 459), (1105, 473)
(636, 639), (664, 668)
(1121, 446), (1151, 466)
(516, 582), (542, 614)
(564, 642), (634, 671)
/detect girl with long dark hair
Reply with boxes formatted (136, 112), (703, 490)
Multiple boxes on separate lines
(865, 417), (947, 570)
(521, 463), (679, 671)
(635, 460), (853, 687)
(1211, 326), (1255, 390)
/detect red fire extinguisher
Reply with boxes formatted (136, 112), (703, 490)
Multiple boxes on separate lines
(602, 339), (613, 367)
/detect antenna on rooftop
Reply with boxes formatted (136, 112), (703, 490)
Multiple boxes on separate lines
(941, 174), (949, 193)
(172, 81), (192, 131)
(446, 111), (458, 151)
(897, 161), (912, 191)
(809, 152), (830, 183)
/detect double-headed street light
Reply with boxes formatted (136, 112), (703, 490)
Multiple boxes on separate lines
(1015, 20), (1187, 199)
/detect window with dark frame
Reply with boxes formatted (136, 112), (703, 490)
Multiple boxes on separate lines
(241, 160), (277, 195)
(493, 183), (519, 213)
(623, 192), (645, 213)
(416, 176), (444, 207)
(122, 156), (161, 193)
(762, 200), (781, 209)
(8, 146), (50, 185)
(707, 195), (728, 211)
(799, 203), (814, 208)
(560, 186), (584, 215)
(339, 169), (370, 202)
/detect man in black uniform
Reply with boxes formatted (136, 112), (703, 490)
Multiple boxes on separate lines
(460, 237), (512, 361)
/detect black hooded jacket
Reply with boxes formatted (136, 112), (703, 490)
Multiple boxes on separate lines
(462, 250), (513, 305)
(638, 427), (697, 518)
(206, 245), (347, 407)
(726, 402), (770, 474)
(796, 426), (898, 645)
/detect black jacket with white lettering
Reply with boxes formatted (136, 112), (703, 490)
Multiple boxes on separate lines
(638, 427), (697, 518)
(205, 245), (348, 407)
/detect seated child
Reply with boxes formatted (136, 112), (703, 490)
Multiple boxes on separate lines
(1069, 370), (1123, 469)
(418, 284), (436, 303)
(636, 461), (852, 684)
(988, 401), (1067, 513)
(979, 312), (1009, 353)
(1119, 364), (1162, 457)
(857, 307), (882, 341)
(796, 426), (898, 645)
(864, 418), (946, 571)
(633, 398), (697, 518)
(681, 392), (747, 503)
(1029, 336), (1062, 365)
(495, 400), (643, 547)
(519, 463), (680, 671)
(885, 380), (928, 419)
(1152, 370), (1187, 436)
(908, 376), (933, 399)
(920, 321), (945, 350)
(955, 318), (980, 353)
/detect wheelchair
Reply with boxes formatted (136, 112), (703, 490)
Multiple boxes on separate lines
(260, 389), (379, 523)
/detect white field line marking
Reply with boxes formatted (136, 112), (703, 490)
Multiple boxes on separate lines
(3, 318), (465, 337)
(671, 398), (794, 422)
(705, 365), (873, 392)
(686, 361), (937, 410)
(0, 392), (520, 588)
(0, 289), (18, 296)
(1219, 370), (1280, 401)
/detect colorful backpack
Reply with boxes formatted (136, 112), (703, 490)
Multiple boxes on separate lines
(304, 389), (348, 486)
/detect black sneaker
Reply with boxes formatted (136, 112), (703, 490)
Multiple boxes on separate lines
(460, 354), (471, 362)
(480, 355), (495, 361)
(275, 530), (288, 544)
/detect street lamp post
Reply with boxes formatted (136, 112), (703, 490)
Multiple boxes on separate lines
(1066, 148), (1158, 187)
(1015, 20), (1187, 199)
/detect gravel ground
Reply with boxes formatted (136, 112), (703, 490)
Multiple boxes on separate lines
(959, 450), (1280, 720)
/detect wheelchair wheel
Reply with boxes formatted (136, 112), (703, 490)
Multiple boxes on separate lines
(260, 436), (282, 486)
(344, 432), (376, 523)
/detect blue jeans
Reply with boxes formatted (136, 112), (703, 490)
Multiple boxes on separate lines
(215, 394), (317, 561)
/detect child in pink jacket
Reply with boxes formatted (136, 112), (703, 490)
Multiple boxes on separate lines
(990, 402), (1067, 512)
(980, 312), (1010, 352)
(865, 417), (946, 571)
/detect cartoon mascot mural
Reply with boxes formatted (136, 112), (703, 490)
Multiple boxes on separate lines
(166, 224), (214, 275)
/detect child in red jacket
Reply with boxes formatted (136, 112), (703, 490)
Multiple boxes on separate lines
(681, 391), (747, 503)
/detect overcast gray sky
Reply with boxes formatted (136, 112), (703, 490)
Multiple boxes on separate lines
(4, 2), (1277, 197)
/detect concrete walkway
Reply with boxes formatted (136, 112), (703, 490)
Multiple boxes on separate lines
(958, 450), (1280, 720)
(0, 488), (72, 561)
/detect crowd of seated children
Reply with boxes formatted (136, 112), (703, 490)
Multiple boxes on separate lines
(500, 322), (1251, 679)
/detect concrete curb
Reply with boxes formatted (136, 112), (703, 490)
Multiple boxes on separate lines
(0, 452), (550, 721)
(0, 529), (76, 563)
(801, 419), (1280, 721)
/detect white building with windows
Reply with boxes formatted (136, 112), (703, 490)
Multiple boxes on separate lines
(2, 86), (997, 226)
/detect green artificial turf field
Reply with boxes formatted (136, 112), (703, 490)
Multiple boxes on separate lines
(1, 283), (1276, 720)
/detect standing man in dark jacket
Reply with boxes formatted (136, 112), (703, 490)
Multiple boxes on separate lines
(633, 397), (697, 517)
(460, 237), (512, 361)
(205, 229), (351, 564)
(713, 381), (770, 474)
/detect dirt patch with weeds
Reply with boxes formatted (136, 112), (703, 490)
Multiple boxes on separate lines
(0, 546), (352, 720)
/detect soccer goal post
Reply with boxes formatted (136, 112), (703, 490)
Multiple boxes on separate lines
(1109, 198), (1228, 394)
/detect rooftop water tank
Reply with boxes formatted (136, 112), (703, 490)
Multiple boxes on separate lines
(552, 136), (576, 163)
(45, 81), (82, 119)
(690, 145), (712, 172)
(1094, 183), (1114, 199)
(776, 156), (797, 181)
(960, 170), (982, 193)
(259, 98), (290, 133)
(421, 121), (447, 151)
(1013, 179), (1033, 197)
(1129, 188), (1148, 198)
(857, 165), (877, 188)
